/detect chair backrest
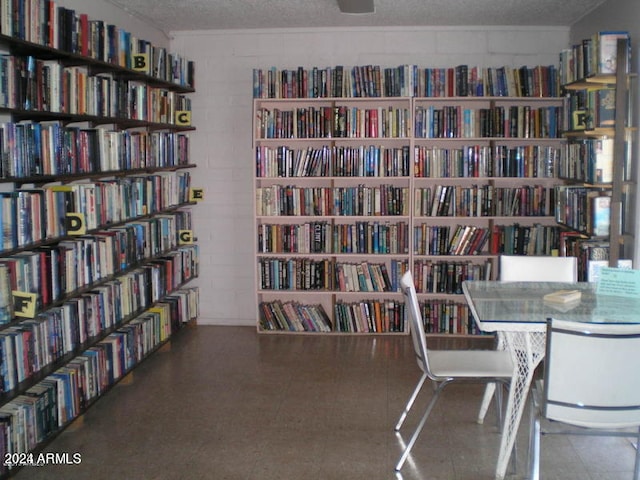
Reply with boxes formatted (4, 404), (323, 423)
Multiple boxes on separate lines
(499, 255), (578, 282)
(400, 270), (432, 377)
(543, 318), (640, 429)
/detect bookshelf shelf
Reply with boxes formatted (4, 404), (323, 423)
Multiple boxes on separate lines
(562, 75), (617, 90)
(0, 164), (197, 185)
(254, 72), (565, 336)
(0, 7), (199, 477)
(0, 107), (197, 130)
(0, 34), (195, 93)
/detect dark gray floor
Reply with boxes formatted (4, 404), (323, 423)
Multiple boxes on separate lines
(13, 325), (637, 480)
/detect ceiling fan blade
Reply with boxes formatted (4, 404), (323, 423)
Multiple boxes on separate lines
(337, 0), (375, 14)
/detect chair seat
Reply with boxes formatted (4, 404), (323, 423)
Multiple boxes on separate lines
(428, 350), (514, 379)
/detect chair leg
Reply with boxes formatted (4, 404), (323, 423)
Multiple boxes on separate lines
(395, 373), (427, 431)
(478, 333), (506, 425)
(528, 396), (541, 480)
(494, 381), (503, 431)
(634, 427), (640, 480)
(395, 381), (448, 471)
(478, 382), (496, 424)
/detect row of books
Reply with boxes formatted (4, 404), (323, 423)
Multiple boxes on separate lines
(335, 260), (406, 293)
(0, 121), (191, 179)
(334, 299), (405, 333)
(559, 31), (630, 85)
(258, 221), (331, 254)
(255, 143), (561, 180)
(0, 287), (198, 473)
(255, 184), (409, 217)
(258, 257), (331, 291)
(414, 104), (563, 139)
(418, 299), (478, 335)
(255, 105), (411, 139)
(414, 145), (559, 179)
(0, 0), (195, 88)
(259, 296), (477, 334)
(0, 172), (192, 251)
(565, 88), (616, 132)
(414, 184), (554, 217)
(0, 213), (194, 323)
(0, 240), (198, 330)
(0, 248), (199, 394)
(555, 186), (611, 236)
(258, 301), (331, 332)
(257, 258), (407, 292)
(490, 224), (562, 256)
(413, 224), (489, 256)
(332, 221), (408, 255)
(257, 220), (409, 255)
(255, 145), (411, 178)
(252, 64), (560, 99)
(561, 236), (633, 282)
(561, 138), (613, 184)
(255, 104), (562, 140)
(413, 260), (491, 295)
(0, 55), (192, 121)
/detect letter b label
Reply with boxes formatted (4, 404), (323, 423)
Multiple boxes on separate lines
(133, 54), (149, 72)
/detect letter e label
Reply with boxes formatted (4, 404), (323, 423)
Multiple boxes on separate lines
(189, 188), (204, 202)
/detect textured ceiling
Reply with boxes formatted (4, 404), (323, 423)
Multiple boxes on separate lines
(108, 0), (608, 33)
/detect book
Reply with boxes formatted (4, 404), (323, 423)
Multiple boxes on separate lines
(593, 138), (614, 183)
(591, 194), (610, 237)
(594, 88), (615, 127)
(543, 289), (582, 304)
(595, 31), (629, 75)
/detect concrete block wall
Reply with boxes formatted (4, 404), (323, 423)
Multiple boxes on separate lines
(169, 26), (570, 326)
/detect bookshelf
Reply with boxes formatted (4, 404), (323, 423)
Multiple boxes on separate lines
(253, 65), (565, 335)
(0, 5), (198, 476)
(558, 34), (636, 280)
(254, 97), (411, 334)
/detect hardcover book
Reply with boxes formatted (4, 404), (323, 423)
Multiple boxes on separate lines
(596, 31), (629, 75)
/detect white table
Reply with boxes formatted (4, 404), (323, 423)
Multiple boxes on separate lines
(462, 280), (640, 480)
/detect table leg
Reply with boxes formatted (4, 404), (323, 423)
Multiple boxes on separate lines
(494, 331), (546, 480)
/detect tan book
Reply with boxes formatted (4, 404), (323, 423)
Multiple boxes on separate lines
(543, 289), (582, 304)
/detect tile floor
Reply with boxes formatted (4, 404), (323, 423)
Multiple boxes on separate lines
(13, 325), (638, 480)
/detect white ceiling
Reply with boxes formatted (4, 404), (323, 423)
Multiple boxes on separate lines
(107, 0), (608, 34)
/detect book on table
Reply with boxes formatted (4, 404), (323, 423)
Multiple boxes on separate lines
(543, 289), (582, 304)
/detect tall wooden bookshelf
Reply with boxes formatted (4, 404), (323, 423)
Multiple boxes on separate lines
(253, 65), (565, 335)
(0, 5), (199, 475)
(558, 34), (636, 280)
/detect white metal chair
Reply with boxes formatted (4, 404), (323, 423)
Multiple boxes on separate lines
(529, 318), (640, 480)
(394, 270), (515, 471)
(476, 255), (578, 424)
